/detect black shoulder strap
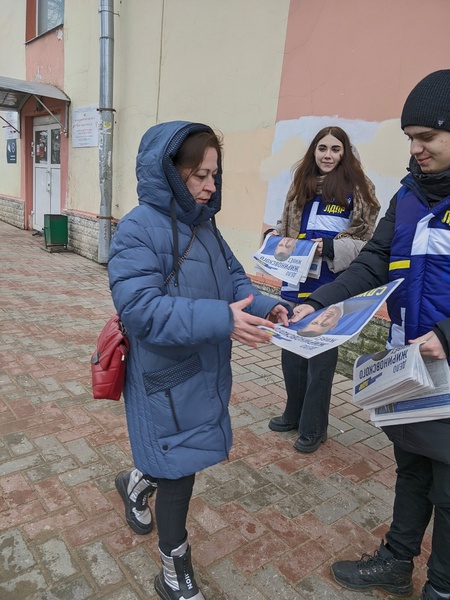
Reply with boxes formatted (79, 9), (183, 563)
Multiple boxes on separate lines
(164, 226), (197, 287)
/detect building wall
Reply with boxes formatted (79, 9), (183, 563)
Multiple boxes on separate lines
(0, 2), (26, 204)
(0, 2), (26, 78)
(260, 0), (450, 270)
(106, 0), (164, 216)
(63, 0), (104, 218)
(153, 0), (291, 269)
(1, 0), (450, 270)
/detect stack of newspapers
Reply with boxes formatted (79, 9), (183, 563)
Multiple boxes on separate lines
(352, 343), (450, 426)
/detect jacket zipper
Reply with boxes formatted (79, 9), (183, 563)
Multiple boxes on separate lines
(166, 389), (181, 431)
(192, 228), (230, 457)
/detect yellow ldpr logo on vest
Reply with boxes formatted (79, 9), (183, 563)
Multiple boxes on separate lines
(323, 205), (345, 214)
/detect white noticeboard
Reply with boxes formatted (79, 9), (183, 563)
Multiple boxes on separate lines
(3, 111), (19, 139)
(72, 105), (99, 148)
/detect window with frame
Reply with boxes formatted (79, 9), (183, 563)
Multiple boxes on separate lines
(26, 0), (64, 40)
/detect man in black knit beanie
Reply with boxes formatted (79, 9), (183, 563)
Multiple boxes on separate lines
(291, 70), (450, 600)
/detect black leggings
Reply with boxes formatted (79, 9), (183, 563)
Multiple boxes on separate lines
(152, 473), (196, 555)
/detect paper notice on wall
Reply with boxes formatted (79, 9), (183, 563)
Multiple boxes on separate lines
(72, 105), (100, 148)
(2, 111), (19, 139)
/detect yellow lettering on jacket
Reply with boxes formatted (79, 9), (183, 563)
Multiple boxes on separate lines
(324, 205), (345, 214)
(442, 210), (450, 226)
(355, 287), (387, 297)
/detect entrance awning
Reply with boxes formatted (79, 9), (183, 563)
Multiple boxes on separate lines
(0, 76), (71, 136)
(0, 76), (70, 111)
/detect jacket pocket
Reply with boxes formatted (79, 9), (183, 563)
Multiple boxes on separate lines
(142, 353), (202, 395)
(142, 352), (219, 436)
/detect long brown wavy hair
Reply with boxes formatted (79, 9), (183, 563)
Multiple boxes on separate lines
(286, 126), (378, 209)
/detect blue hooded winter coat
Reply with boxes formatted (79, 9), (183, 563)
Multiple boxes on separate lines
(108, 121), (285, 479)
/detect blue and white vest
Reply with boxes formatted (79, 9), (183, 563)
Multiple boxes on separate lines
(387, 185), (450, 350)
(281, 194), (353, 304)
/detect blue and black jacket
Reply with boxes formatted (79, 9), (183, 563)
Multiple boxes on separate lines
(108, 121), (285, 479)
(303, 168), (450, 464)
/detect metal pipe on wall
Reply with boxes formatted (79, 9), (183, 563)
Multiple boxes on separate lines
(97, 0), (115, 264)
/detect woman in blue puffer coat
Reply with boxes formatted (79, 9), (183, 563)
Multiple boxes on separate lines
(108, 121), (290, 600)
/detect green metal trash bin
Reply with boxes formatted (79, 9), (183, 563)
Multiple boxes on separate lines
(43, 214), (68, 248)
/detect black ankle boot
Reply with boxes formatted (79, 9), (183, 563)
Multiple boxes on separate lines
(154, 539), (205, 600)
(268, 415), (298, 432)
(293, 432), (327, 453)
(331, 541), (413, 596)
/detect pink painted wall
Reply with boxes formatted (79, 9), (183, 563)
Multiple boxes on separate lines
(21, 30), (67, 228)
(26, 28), (64, 88)
(278, 0), (450, 122)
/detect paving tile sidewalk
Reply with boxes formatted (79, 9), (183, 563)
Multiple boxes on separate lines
(0, 221), (429, 600)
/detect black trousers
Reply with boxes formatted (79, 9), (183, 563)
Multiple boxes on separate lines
(386, 445), (450, 591)
(281, 347), (338, 437)
(153, 474), (196, 556)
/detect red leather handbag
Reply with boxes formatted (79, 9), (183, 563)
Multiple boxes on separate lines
(91, 315), (130, 400)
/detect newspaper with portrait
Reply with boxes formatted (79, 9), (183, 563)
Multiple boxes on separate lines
(253, 235), (321, 285)
(259, 279), (403, 359)
(353, 342), (450, 426)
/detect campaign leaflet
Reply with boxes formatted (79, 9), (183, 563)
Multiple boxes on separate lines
(352, 317), (450, 425)
(253, 235), (318, 285)
(353, 343), (436, 408)
(371, 388), (450, 426)
(259, 279), (403, 359)
(370, 353), (450, 426)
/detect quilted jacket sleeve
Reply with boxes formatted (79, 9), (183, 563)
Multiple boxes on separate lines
(108, 216), (287, 348)
(108, 217), (231, 346)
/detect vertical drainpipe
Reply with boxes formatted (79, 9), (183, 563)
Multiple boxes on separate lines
(97, 0), (115, 264)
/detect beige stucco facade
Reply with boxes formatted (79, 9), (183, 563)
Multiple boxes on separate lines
(1, 0), (449, 271)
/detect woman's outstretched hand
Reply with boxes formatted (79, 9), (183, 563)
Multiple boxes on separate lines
(230, 295), (278, 348)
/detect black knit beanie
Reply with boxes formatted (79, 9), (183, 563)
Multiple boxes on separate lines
(401, 70), (450, 132)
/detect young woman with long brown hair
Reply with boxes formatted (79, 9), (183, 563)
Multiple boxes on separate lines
(268, 126), (380, 453)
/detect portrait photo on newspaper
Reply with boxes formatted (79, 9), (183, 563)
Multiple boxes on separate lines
(252, 235), (319, 285)
(260, 279), (403, 359)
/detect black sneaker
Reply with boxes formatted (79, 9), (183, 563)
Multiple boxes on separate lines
(331, 542), (413, 596)
(421, 582), (450, 600)
(115, 470), (155, 535)
(268, 415), (298, 432)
